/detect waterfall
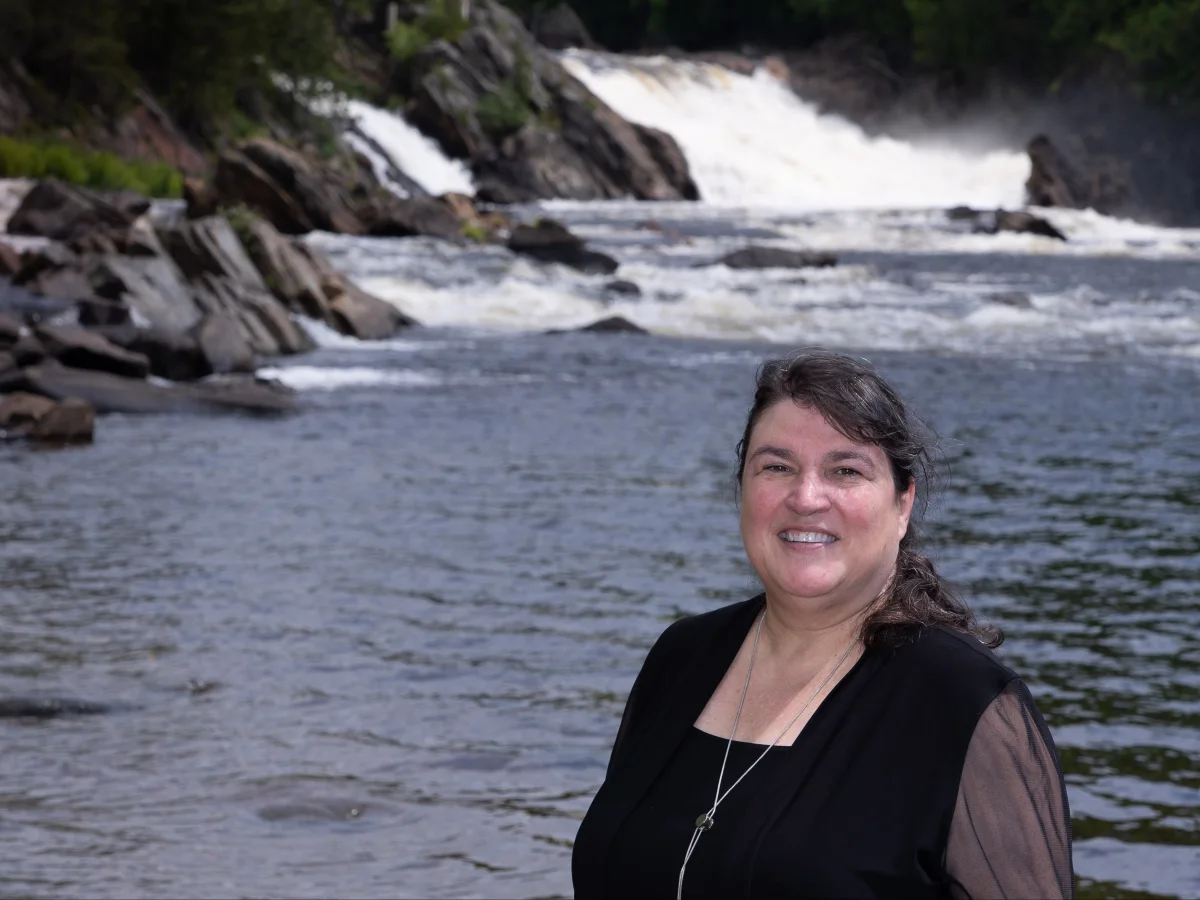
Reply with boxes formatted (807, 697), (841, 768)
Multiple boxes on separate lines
(560, 51), (1029, 210)
(344, 100), (475, 197)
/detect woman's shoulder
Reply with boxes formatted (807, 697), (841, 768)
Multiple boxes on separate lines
(652, 595), (762, 651)
(883, 625), (1021, 705)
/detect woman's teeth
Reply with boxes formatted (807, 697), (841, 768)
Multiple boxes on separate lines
(780, 531), (836, 543)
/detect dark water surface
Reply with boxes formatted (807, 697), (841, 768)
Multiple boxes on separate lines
(1, 333), (1198, 898)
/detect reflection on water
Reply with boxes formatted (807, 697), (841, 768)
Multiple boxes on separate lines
(0, 333), (1197, 899)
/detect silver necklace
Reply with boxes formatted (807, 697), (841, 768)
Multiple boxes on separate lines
(676, 609), (858, 900)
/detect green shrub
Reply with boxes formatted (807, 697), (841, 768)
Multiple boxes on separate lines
(424, 0), (470, 41)
(477, 79), (530, 138)
(387, 20), (431, 62)
(0, 136), (182, 197)
(459, 220), (487, 242)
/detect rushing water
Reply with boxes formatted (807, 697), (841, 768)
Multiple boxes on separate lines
(2, 312), (1199, 898)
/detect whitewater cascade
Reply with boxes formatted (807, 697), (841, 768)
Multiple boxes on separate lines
(561, 51), (1029, 211)
(344, 100), (475, 197)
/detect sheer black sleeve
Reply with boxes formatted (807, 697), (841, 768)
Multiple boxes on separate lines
(945, 679), (1075, 899)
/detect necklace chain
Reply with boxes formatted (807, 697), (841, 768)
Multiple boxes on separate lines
(676, 609), (858, 900)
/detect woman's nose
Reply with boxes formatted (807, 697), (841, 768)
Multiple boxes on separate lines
(786, 472), (831, 512)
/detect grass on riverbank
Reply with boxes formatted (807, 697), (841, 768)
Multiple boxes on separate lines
(0, 137), (183, 198)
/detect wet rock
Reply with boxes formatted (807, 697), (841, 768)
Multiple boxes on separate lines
(191, 274), (312, 357)
(717, 246), (838, 269)
(604, 279), (642, 297)
(184, 177), (218, 220)
(529, 2), (598, 50)
(238, 219), (329, 320)
(34, 323), (151, 379)
(161, 216), (269, 292)
(0, 312), (20, 347)
(994, 210), (1067, 241)
(0, 242), (20, 276)
(0, 351), (14, 375)
(1, 360), (294, 415)
(294, 243), (417, 339)
(989, 291), (1035, 309)
(577, 315), (648, 334)
(97, 325), (210, 382)
(946, 206), (981, 221)
(0, 696), (113, 718)
(507, 218), (618, 274)
(12, 242), (78, 283)
(30, 397), (94, 446)
(215, 138), (366, 236)
(7, 179), (146, 240)
(1025, 135), (1088, 209)
(75, 296), (132, 327)
(18, 265), (94, 302)
(190, 312), (256, 375)
(0, 391), (56, 436)
(90, 254), (202, 334)
(10, 332), (46, 366)
(364, 195), (463, 240)
(632, 124), (701, 201)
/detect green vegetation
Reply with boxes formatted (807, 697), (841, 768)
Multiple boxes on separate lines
(0, 137), (182, 197)
(459, 220), (488, 242)
(477, 79), (531, 137)
(385, 0), (470, 63)
(507, 0), (1200, 104)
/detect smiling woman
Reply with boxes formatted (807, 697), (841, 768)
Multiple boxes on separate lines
(572, 350), (1075, 900)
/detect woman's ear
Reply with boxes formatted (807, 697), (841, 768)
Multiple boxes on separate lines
(898, 479), (916, 539)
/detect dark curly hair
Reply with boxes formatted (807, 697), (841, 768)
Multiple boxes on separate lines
(735, 349), (1002, 650)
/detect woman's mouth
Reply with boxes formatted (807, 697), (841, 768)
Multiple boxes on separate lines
(779, 531), (837, 544)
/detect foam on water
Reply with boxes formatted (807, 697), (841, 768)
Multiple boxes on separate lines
(258, 365), (444, 391)
(560, 52), (1029, 210)
(344, 101), (474, 197)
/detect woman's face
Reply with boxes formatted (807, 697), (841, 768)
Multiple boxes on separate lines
(740, 401), (915, 622)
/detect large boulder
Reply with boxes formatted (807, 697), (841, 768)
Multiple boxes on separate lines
(30, 397), (94, 446)
(190, 312), (256, 375)
(1025, 135), (1089, 209)
(97, 325), (211, 382)
(529, 2), (598, 50)
(994, 209), (1067, 241)
(507, 218), (618, 274)
(0, 391), (56, 436)
(0, 312), (21, 347)
(294, 243), (416, 340)
(402, 0), (694, 203)
(1, 360), (293, 414)
(632, 125), (700, 201)
(89, 254), (202, 334)
(33, 324), (151, 379)
(238, 218), (330, 320)
(364, 196), (465, 240)
(7, 180), (149, 240)
(161, 216), (270, 292)
(215, 138), (366, 236)
(717, 246), (837, 270)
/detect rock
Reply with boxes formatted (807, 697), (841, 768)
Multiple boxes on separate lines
(328, 288), (408, 341)
(89, 254), (202, 334)
(632, 124), (700, 201)
(718, 246), (838, 269)
(0, 281), (69, 323)
(1, 360), (293, 415)
(238, 219), (329, 320)
(17, 265), (94, 302)
(604, 279), (642, 297)
(0, 242), (20, 276)
(0, 312), (20, 347)
(11, 333), (45, 366)
(529, 2), (598, 50)
(402, 1), (695, 203)
(364, 195), (464, 240)
(33, 324), (151, 379)
(191, 313), (256, 374)
(97, 324), (210, 381)
(161, 216), (269, 292)
(294, 243), (418, 338)
(7, 179), (146, 240)
(0, 350), (16, 376)
(989, 291), (1034, 309)
(12, 242), (78, 282)
(994, 209), (1067, 241)
(109, 88), (208, 177)
(946, 206), (980, 221)
(190, 273), (311, 357)
(578, 315), (647, 334)
(1025, 135), (1088, 209)
(184, 177), (218, 220)
(75, 296), (132, 327)
(215, 138), (366, 236)
(30, 397), (94, 446)
(507, 218), (619, 274)
(0, 391), (56, 436)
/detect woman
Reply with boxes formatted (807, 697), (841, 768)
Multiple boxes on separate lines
(572, 350), (1073, 899)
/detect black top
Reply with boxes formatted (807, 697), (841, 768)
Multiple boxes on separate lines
(573, 596), (1074, 899)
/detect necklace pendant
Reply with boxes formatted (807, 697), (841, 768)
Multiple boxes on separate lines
(694, 813), (714, 832)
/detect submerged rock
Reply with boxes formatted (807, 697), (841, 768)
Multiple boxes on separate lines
(507, 218), (618, 274)
(577, 315), (648, 334)
(717, 246), (838, 269)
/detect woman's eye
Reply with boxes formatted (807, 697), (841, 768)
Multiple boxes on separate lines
(764, 464), (789, 473)
(834, 467), (862, 478)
